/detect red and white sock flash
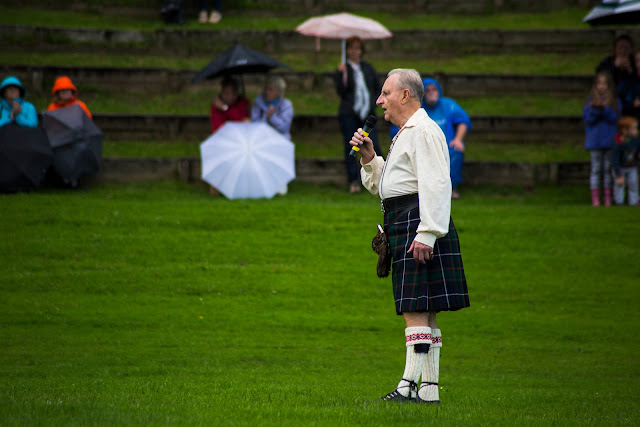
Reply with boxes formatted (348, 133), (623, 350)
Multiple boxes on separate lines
(396, 326), (432, 398)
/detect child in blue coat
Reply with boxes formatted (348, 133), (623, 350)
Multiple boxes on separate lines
(0, 76), (38, 129)
(583, 71), (621, 206)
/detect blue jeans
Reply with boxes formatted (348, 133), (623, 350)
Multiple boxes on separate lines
(339, 113), (382, 184)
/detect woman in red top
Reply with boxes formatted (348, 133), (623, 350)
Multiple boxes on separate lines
(210, 76), (250, 133)
(47, 76), (92, 119)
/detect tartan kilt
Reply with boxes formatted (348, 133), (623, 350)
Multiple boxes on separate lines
(385, 207), (469, 315)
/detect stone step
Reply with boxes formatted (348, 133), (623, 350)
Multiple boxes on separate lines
(3, 24), (636, 56)
(98, 157), (590, 188)
(84, 113), (583, 144)
(7, 64), (593, 98)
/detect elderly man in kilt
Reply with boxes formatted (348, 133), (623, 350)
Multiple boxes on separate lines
(350, 68), (469, 404)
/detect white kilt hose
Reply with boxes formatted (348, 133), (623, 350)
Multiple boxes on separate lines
(383, 194), (470, 315)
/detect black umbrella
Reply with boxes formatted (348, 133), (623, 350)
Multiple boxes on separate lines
(41, 104), (103, 183)
(0, 123), (53, 193)
(191, 43), (289, 83)
(584, 0), (640, 25)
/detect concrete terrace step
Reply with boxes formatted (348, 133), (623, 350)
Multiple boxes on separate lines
(6, 64), (593, 98)
(98, 157), (590, 188)
(87, 113), (584, 144)
(3, 24), (638, 56)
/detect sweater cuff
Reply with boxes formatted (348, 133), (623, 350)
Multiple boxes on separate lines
(414, 232), (437, 248)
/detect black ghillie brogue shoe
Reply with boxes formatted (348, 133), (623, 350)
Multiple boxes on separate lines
(380, 380), (417, 402)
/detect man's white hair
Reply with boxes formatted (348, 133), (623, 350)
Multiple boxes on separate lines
(387, 69), (424, 102)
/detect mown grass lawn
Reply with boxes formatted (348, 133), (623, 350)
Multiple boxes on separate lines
(1, 182), (638, 425)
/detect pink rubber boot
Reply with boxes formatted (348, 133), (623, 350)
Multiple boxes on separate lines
(603, 188), (612, 206)
(591, 189), (600, 206)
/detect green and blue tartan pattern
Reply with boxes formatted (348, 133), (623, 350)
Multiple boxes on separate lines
(385, 208), (470, 315)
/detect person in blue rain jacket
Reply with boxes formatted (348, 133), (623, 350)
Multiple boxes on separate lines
(0, 76), (38, 129)
(390, 77), (471, 199)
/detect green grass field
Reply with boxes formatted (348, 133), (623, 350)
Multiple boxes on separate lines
(1, 182), (639, 425)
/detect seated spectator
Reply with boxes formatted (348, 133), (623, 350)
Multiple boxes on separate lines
(251, 75), (294, 139)
(390, 77), (471, 199)
(198, 0), (222, 24)
(210, 76), (250, 134)
(0, 76), (38, 128)
(251, 75), (294, 195)
(161, 0), (184, 25)
(617, 49), (640, 122)
(47, 76), (92, 119)
(596, 34), (637, 87)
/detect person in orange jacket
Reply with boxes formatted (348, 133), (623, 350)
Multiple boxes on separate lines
(47, 76), (92, 119)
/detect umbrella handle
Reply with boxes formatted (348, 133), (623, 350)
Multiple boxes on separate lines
(341, 39), (347, 85)
(315, 37), (321, 52)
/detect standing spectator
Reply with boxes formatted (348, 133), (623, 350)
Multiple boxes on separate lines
(350, 68), (468, 404)
(47, 76), (92, 119)
(583, 71), (621, 206)
(612, 116), (640, 206)
(252, 75), (294, 195)
(390, 78), (471, 199)
(210, 76), (250, 134)
(251, 76), (293, 140)
(198, 0), (222, 24)
(596, 34), (636, 87)
(335, 36), (382, 194)
(0, 76), (38, 129)
(617, 49), (640, 121)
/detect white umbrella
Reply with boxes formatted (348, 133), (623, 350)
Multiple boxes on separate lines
(295, 12), (392, 64)
(583, 0), (640, 25)
(200, 122), (295, 199)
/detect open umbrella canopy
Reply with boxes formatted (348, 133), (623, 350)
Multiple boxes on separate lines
(0, 124), (53, 193)
(41, 104), (103, 182)
(295, 12), (392, 62)
(584, 0), (640, 25)
(200, 122), (295, 199)
(296, 12), (393, 40)
(191, 44), (289, 83)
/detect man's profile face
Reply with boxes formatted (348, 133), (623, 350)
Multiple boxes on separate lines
(377, 74), (404, 126)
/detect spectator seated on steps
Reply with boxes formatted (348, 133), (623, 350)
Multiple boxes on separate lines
(47, 76), (92, 119)
(0, 76), (38, 129)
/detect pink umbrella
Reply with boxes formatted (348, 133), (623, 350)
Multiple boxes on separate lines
(295, 12), (392, 64)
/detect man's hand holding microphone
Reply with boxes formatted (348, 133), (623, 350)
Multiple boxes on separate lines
(349, 115), (377, 164)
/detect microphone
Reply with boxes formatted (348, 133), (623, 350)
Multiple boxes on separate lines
(349, 115), (377, 157)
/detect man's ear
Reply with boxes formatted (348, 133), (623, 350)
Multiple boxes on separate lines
(401, 89), (410, 104)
